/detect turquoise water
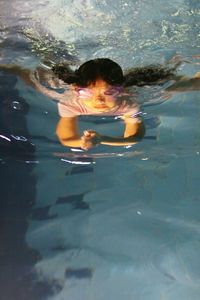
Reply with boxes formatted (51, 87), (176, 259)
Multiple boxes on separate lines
(0, 1), (200, 299)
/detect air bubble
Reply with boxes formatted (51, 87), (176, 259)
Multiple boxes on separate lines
(12, 101), (22, 111)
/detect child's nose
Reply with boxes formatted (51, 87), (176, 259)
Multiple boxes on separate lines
(96, 94), (105, 102)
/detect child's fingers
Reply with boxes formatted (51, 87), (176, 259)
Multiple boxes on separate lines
(83, 130), (90, 136)
(84, 129), (97, 137)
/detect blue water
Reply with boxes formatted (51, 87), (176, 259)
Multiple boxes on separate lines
(0, 1), (200, 300)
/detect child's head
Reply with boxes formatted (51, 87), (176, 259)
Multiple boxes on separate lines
(52, 58), (124, 87)
(52, 57), (176, 88)
(74, 58), (124, 87)
(52, 58), (126, 112)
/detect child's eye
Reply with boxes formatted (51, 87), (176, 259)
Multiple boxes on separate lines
(77, 88), (93, 97)
(104, 88), (118, 95)
(104, 87), (123, 95)
(104, 89), (116, 95)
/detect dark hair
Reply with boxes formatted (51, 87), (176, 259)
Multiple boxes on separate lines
(52, 58), (176, 87)
(52, 58), (124, 87)
(123, 65), (176, 87)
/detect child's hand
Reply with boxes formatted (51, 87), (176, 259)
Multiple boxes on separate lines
(81, 130), (102, 150)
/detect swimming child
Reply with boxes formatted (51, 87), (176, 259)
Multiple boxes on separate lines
(1, 58), (200, 150)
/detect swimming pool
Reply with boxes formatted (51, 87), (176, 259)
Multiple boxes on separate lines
(0, 1), (200, 299)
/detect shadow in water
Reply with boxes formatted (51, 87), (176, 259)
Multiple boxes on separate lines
(0, 72), (61, 299)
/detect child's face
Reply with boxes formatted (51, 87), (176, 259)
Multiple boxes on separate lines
(75, 79), (123, 112)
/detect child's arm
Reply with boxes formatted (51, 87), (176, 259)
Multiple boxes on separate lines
(81, 117), (145, 150)
(56, 116), (145, 150)
(101, 118), (144, 146)
(56, 116), (83, 148)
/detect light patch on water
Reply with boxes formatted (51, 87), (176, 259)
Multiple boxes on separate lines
(1, 0), (200, 65)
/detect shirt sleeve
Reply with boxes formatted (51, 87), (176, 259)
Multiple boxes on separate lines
(57, 102), (78, 117)
(120, 102), (142, 123)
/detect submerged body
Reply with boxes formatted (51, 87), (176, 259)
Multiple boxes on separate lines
(33, 74), (145, 149)
(56, 79), (144, 149)
(1, 57), (200, 150)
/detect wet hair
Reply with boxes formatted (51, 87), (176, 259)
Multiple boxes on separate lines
(52, 58), (176, 87)
(123, 65), (176, 87)
(52, 58), (124, 86)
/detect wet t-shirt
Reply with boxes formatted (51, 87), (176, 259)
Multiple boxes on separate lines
(57, 96), (140, 118)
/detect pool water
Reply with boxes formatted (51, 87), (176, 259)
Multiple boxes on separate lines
(0, 1), (200, 300)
